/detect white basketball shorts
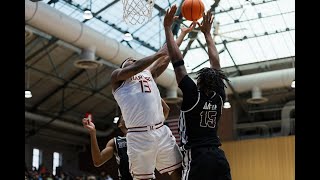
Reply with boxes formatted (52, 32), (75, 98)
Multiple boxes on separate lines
(126, 125), (182, 179)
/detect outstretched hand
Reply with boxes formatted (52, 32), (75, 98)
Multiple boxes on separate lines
(181, 22), (197, 34)
(164, 4), (178, 28)
(197, 10), (214, 35)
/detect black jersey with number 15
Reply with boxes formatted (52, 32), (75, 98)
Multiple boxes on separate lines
(178, 75), (225, 150)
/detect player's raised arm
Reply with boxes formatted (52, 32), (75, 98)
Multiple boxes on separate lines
(164, 5), (188, 84)
(197, 10), (221, 70)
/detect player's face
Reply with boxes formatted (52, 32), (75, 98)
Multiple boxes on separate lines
(122, 58), (137, 68)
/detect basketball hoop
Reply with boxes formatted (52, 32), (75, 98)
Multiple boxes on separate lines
(122, 0), (154, 25)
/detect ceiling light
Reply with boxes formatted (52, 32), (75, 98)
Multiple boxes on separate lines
(291, 80), (295, 88)
(83, 10), (93, 20)
(243, 0), (251, 7)
(123, 32), (133, 41)
(25, 90), (32, 98)
(223, 101), (231, 109)
(243, 0), (253, 11)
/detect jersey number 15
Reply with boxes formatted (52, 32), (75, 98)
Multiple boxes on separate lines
(200, 111), (217, 128)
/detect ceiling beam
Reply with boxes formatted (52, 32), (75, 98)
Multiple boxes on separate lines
(188, 28), (294, 50)
(191, 47), (225, 71)
(25, 37), (58, 63)
(82, 0), (120, 23)
(61, 0), (157, 51)
(182, 39), (195, 58)
(214, 0), (278, 15)
(25, 64), (112, 101)
(154, 4), (166, 15)
(130, 0), (179, 36)
(222, 56), (295, 74)
(219, 11), (294, 27)
(29, 69), (86, 112)
(223, 40), (242, 76)
(26, 74), (115, 138)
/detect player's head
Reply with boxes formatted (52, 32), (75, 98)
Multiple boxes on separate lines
(120, 57), (137, 68)
(196, 67), (229, 94)
(117, 115), (127, 134)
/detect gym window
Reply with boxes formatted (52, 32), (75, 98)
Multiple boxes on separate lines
(53, 152), (62, 175)
(32, 148), (42, 170)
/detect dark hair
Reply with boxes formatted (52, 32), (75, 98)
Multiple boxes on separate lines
(196, 67), (229, 94)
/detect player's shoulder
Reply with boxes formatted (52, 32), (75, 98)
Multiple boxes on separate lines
(179, 75), (192, 85)
(109, 137), (116, 144)
(143, 68), (152, 75)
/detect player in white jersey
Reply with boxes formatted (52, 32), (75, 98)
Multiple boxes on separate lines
(111, 26), (195, 180)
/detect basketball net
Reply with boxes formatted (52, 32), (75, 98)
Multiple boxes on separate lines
(122, 0), (154, 25)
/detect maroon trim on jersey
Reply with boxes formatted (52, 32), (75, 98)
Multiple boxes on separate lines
(158, 161), (182, 172)
(127, 122), (163, 129)
(133, 173), (154, 176)
(127, 125), (148, 129)
(156, 124), (164, 129)
(127, 130), (148, 133)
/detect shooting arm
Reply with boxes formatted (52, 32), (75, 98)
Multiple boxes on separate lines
(111, 52), (166, 84)
(149, 23), (195, 78)
(149, 54), (170, 79)
(164, 25), (188, 84)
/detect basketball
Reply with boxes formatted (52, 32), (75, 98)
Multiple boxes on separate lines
(181, 0), (205, 21)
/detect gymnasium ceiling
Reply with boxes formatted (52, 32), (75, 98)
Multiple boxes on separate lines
(25, 0), (295, 146)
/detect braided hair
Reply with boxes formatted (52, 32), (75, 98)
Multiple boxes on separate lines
(196, 67), (230, 95)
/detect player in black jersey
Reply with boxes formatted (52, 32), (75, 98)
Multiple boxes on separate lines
(82, 99), (170, 180)
(82, 115), (132, 180)
(164, 6), (232, 180)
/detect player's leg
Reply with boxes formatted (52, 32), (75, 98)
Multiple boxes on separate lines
(155, 126), (183, 180)
(185, 146), (231, 180)
(127, 132), (157, 180)
(181, 147), (216, 180)
(215, 147), (232, 180)
(169, 166), (182, 180)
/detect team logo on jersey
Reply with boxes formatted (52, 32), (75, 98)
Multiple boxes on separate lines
(203, 102), (217, 110)
(118, 141), (127, 148)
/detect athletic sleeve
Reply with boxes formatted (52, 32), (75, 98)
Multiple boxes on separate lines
(178, 75), (198, 111)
